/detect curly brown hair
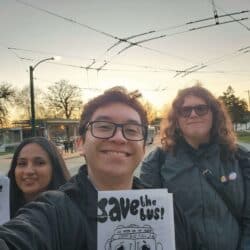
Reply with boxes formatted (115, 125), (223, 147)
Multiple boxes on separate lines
(161, 85), (237, 152)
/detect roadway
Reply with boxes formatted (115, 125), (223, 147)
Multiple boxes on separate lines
(1, 136), (248, 177)
(0, 137), (159, 177)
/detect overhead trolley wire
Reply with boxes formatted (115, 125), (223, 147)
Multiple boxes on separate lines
(14, 0), (118, 40)
(209, 0), (220, 24)
(13, 0), (198, 65)
(48, 61), (177, 73)
(13, 0), (249, 58)
(11, 0), (250, 77)
(174, 44), (250, 77)
(206, 0), (250, 31)
(7, 46), (179, 72)
(107, 11), (249, 55)
(189, 17), (248, 31)
(14, 0), (166, 57)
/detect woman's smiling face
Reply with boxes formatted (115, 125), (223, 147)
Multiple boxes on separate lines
(15, 143), (53, 201)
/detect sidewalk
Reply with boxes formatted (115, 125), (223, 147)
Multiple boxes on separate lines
(0, 151), (81, 161)
(0, 140), (249, 161)
(0, 153), (13, 160)
(61, 151), (81, 160)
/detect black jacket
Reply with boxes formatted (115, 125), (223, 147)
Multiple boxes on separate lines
(0, 166), (192, 250)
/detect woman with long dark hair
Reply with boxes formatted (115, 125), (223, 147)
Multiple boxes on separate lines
(8, 137), (70, 218)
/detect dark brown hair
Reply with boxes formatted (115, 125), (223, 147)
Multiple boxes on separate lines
(161, 84), (237, 152)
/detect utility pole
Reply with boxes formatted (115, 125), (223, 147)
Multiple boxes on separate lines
(29, 66), (35, 137)
(29, 57), (57, 136)
(246, 90), (250, 111)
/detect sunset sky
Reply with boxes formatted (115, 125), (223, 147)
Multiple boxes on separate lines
(1, 0), (249, 110)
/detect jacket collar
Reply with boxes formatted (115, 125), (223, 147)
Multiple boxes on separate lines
(177, 138), (219, 158)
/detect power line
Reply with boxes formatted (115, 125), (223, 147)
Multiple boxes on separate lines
(207, 0), (250, 31)
(7, 46), (178, 72)
(188, 17), (248, 32)
(12, 0), (250, 70)
(7, 47), (95, 62)
(11, 0), (199, 64)
(106, 30), (156, 52)
(9, 46), (250, 77)
(48, 61), (176, 73)
(116, 34), (167, 55)
(112, 10), (249, 55)
(14, 0), (118, 40)
(209, 0), (219, 24)
(14, 0), (167, 57)
(174, 44), (250, 77)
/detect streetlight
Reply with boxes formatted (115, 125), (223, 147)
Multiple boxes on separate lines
(29, 57), (59, 136)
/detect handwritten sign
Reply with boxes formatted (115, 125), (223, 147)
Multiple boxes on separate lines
(97, 189), (175, 250)
(0, 175), (9, 224)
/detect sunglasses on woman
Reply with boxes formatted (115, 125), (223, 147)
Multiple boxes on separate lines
(178, 104), (210, 118)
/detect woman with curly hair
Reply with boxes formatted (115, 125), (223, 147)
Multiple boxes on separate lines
(8, 137), (70, 218)
(140, 84), (250, 250)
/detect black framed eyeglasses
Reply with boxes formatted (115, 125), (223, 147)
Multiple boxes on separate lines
(178, 104), (209, 118)
(86, 121), (147, 141)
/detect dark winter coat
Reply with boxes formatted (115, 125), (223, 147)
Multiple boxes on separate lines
(140, 141), (250, 250)
(0, 166), (191, 250)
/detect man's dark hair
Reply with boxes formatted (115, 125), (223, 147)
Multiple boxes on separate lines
(79, 86), (148, 141)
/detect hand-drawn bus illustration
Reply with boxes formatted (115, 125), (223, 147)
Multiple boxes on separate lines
(105, 224), (163, 250)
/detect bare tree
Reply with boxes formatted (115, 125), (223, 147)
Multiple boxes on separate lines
(44, 80), (83, 139)
(15, 85), (47, 120)
(15, 86), (31, 119)
(44, 80), (83, 119)
(0, 82), (15, 127)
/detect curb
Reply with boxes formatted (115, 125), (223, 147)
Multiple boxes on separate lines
(62, 153), (82, 160)
(0, 154), (13, 160)
(0, 153), (82, 161)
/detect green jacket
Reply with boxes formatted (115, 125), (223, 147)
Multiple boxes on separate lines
(140, 141), (246, 250)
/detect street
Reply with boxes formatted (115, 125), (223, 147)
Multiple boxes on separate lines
(1, 134), (249, 177)
(0, 136), (160, 177)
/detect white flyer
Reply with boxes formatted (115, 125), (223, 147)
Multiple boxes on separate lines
(97, 189), (175, 250)
(0, 175), (10, 225)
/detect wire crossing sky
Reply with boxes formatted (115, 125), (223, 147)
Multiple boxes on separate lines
(1, 0), (249, 108)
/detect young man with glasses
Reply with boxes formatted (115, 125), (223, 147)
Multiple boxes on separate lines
(0, 87), (191, 250)
(140, 85), (250, 250)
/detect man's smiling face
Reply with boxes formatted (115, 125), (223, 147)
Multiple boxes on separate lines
(81, 102), (145, 186)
